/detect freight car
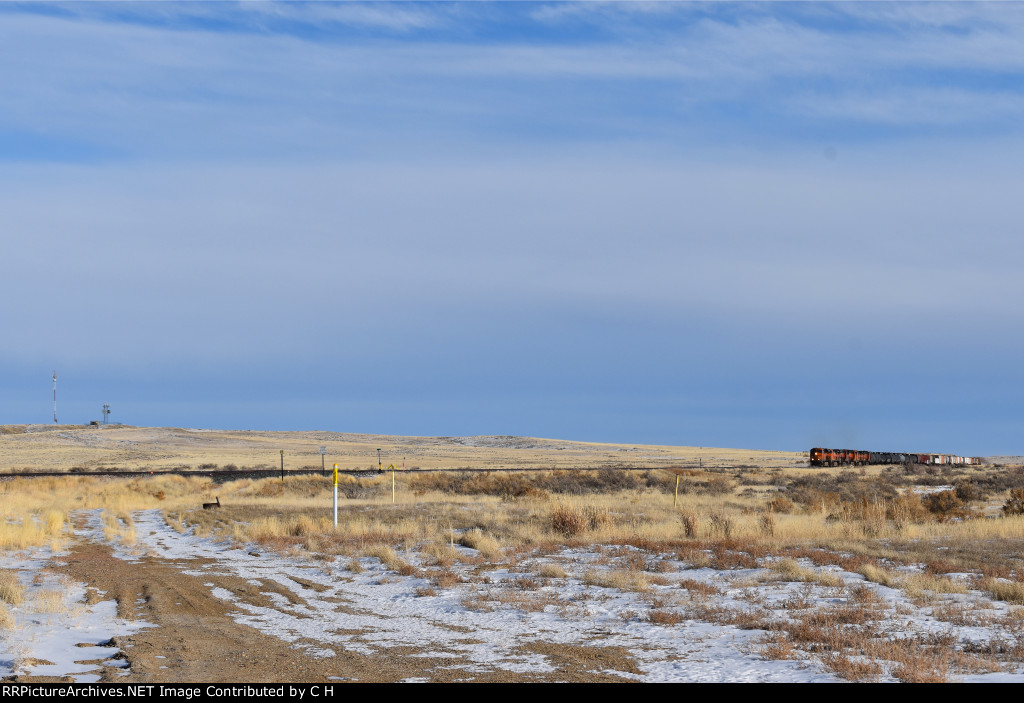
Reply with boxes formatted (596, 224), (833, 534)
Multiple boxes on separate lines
(809, 448), (982, 467)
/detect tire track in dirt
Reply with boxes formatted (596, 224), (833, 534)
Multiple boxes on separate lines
(53, 542), (448, 682)
(53, 541), (636, 682)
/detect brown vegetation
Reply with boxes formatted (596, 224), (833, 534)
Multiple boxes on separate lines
(5, 445), (1024, 681)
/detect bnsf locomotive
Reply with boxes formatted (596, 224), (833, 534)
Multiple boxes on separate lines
(809, 448), (982, 467)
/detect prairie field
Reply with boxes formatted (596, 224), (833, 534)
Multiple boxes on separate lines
(0, 424), (803, 473)
(1, 425), (1024, 682)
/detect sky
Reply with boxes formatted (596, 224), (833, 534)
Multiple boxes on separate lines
(2, 1), (1024, 455)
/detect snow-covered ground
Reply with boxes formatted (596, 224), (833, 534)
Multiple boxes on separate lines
(0, 542), (149, 682)
(3, 509), (1024, 682)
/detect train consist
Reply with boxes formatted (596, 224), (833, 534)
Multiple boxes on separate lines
(809, 448), (983, 467)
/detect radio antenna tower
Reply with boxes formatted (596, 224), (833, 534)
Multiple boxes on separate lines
(52, 370), (58, 424)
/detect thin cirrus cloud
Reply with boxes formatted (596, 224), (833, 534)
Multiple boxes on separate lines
(1, 4), (1024, 161)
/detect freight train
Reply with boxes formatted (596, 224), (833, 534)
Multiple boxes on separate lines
(809, 448), (982, 467)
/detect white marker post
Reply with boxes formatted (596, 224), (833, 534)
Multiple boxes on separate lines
(333, 463), (339, 528)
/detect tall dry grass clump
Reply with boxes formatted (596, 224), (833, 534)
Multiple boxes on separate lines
(423, 542), (461, 567)
(458, 528), (501, 559)
(583, 568), (650, 593)
(549, 501), (620, 540)
(680, 510), (699, 538)
(362, 544), (415, 574)
(0, 603), (13, 630)
(0, 570), (24, 605)
(899, 573), (968, 599)
(101, 510), (136, 545)
(536, 563), (567, 579)
(982, 578), (1024, 605)
(707, 511), (734, 539)
(30, 587), (69, 614)
(551, 504), (588, 537)
(858, 563), (901, 588)
(768, 558), (843, 587)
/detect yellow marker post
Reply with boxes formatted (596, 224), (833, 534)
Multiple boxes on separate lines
(674, 475), (680, 509)
(387, 464), (399, 504)
(333, 463), (339, 528)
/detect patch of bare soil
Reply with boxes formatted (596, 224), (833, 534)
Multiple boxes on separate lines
(46, 542), (634, 683)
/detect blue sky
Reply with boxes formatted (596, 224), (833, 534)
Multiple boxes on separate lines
(2, 1), (1024, 454)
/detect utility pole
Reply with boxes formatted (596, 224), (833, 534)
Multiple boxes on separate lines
(319, 446), (327, 477)
(52, 371), (57, 424)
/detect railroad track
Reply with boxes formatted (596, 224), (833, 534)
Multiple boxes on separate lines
(0, 464), (751, 481)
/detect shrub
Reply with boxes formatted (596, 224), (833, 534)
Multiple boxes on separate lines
(702, 476), (736, 496)
(922, 490), (966, 520)
(786, 475), (898, 513)
(678, 578), (720, 597)
(1002, 487), (1024, 516)
(888, 492), (929, 526)
(954, 480), (986, 503)
(766, 495), (795, 513)
(647, 608), (685, 626)
(337, 476), (384, 500)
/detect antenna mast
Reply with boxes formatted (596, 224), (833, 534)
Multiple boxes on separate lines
(52, 370), (58, 424)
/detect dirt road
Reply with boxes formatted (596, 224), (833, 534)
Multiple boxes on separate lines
(40, 539), (635, 683)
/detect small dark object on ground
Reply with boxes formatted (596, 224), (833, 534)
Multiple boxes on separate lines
(202, 497), (221, 509)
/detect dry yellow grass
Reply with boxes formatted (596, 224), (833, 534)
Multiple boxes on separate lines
(29, 587), (67, 614)
(0, 603), (13, 630)
(2, 459), (1023, 617)
(0, 570), (24, 605)
(457, 529), (501, 559)
(582, 568), (651, 593)
(981, 578), (1024, 605)
(362, 544), (416, 574)
(1, 467), (1021, 569)
(768, 558), (844, 588)
(422, 542), (461, 567)
(900, 573), (969, 599)
(101, 509), (137, 546)
(4, 443), (1023, 683)
(537, 563), (567, 579)
(858, 563), (901, 588)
